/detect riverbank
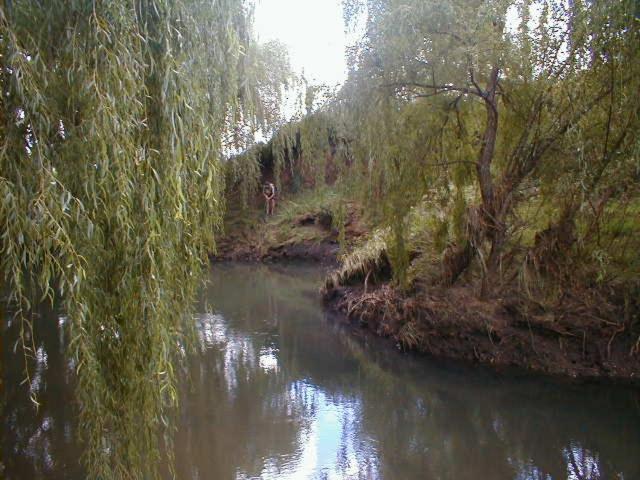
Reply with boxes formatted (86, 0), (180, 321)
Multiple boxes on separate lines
(213, 195), (366, 265)
(215, 195), (639, 383)
(322, 281), (640, 383)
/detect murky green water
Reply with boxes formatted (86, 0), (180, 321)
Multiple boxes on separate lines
(3, 263), (640, 479)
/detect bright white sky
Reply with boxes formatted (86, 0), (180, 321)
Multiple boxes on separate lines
(253, 0), (348, 88)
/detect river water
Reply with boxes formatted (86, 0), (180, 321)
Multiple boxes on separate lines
(3, 263), (640, 479)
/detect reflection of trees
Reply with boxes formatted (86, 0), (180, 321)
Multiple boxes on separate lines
(2, 307), (83, 479)
(3, 264), (640, 479)
(173, 263), (380, 479)
(174, 316), (310, 479)
(182, 264), (640, 480)
(330, 325), (640, 480)
(183, 263), (640, 480)
(179, 335), (301, 474)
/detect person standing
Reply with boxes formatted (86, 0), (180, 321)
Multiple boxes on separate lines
(263, 182), (276, 216)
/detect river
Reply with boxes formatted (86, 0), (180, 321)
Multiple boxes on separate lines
(3, 263), (640, 479)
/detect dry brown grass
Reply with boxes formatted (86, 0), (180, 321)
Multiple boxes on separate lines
(323, 228), (390, 292)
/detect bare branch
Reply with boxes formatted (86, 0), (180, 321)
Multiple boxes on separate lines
(469, 68), (483, 96)
(430, 30), (469, 46)
(382, 81), (483, 98)
(425, 160), (478, 168)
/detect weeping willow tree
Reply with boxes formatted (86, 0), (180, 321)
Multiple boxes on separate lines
(272, 110), (335, 192)
(339, 0), (640, 296)
(228, 81), (354, 207)
(225, 39), (293, 207)
(0, 0), (285, 477)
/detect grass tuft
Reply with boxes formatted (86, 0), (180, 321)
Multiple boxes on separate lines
(324, 228), (390, 291)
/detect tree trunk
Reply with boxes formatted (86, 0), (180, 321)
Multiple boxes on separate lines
(476, 66), (499, 222)
(435, 66), (502, 293)
(477, 66), (501, 296)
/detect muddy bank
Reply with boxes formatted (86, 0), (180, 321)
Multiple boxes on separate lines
(323, 282), (640, 382)
(214, 236), (340, 264)
(213, 203), (366, 265)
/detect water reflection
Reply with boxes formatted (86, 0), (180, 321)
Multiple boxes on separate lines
(2, 307), (82, 479)
(172, 263), (640, 480)
(2, 263), (640, 479)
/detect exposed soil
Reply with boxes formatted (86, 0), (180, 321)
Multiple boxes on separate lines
(215, 234), (341, 264)
(323, 282), (640, 383)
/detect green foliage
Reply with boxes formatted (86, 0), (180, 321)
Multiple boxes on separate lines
(227, 143), (264, 209)
(0, 1), (286, 478)
(272, 111), (336, 192)
(272, 186), (341, 224)
(226, 0), (639, 299)
(335, 0), (640, 294)
(333, 200), (348, 255)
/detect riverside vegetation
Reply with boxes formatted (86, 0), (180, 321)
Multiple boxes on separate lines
(221, 0), (640, 380)
(1, 0), (639, 478)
